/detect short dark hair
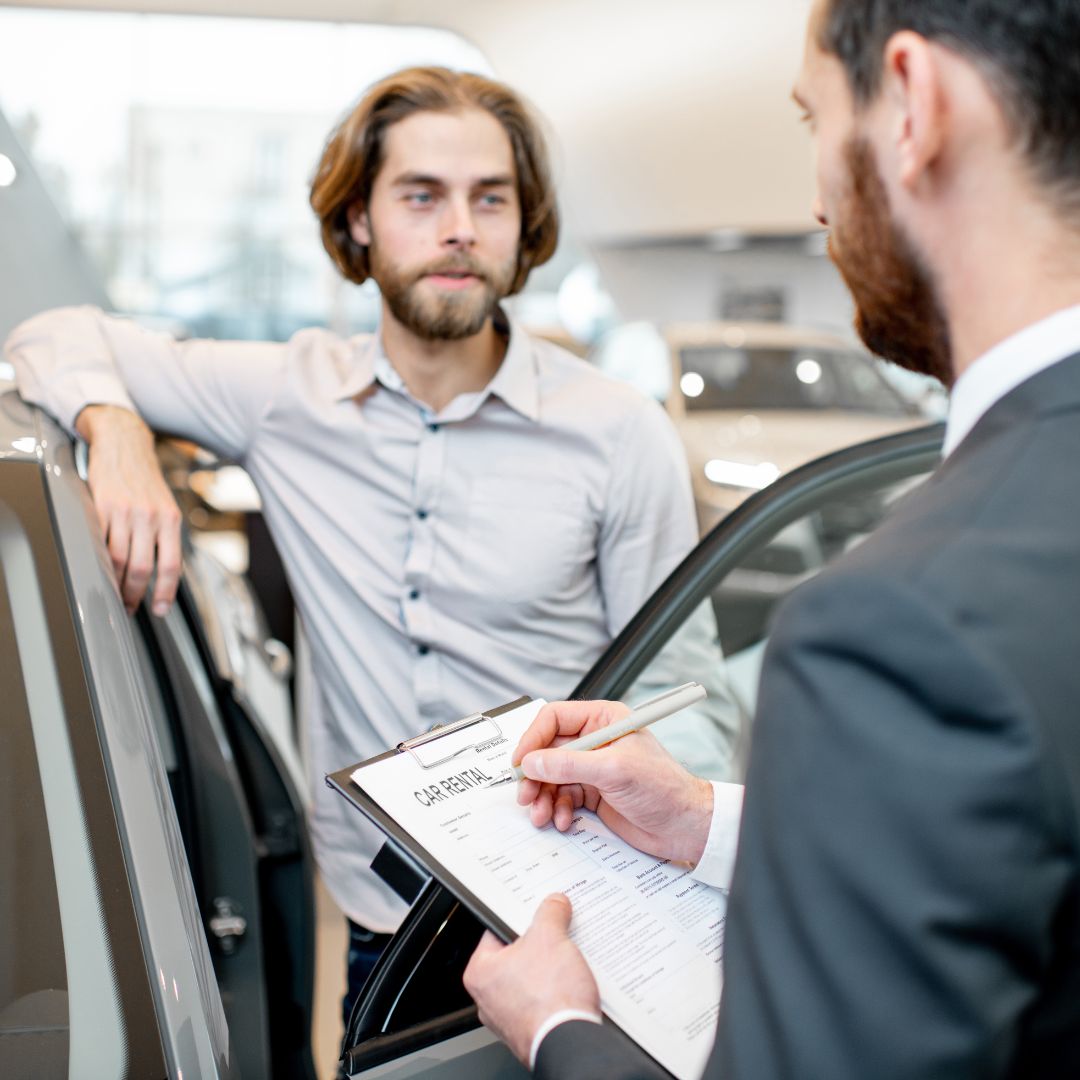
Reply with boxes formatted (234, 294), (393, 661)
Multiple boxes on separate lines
(818, 0), (1080, 216)
(310, 66), (559, 295)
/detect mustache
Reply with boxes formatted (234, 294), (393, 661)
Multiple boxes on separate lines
(418, 255), (488, 280)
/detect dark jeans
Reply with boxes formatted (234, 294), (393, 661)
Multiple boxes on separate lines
(342, 919), (394, 1029)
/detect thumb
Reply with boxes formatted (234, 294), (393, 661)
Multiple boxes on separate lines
(522, 746), (621, 787)
(532, 893), (573, 937)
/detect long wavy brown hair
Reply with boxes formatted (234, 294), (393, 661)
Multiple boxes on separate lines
(310, 66), (559, 296)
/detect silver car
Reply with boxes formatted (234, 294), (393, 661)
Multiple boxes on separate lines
(664, 321), (927, 531)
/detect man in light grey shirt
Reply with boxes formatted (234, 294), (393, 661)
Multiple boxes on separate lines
(6, 66), (737, 1016)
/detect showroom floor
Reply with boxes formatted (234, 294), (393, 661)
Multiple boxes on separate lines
(312, 875), (349, 1079)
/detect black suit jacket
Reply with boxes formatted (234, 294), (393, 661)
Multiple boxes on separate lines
(537, 353), (1080, 1079)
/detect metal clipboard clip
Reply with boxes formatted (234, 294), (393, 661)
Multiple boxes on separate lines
(397, 711), (505, 770)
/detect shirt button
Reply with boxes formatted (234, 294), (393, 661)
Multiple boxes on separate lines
(409, 588), (420, 600)
(428, 422), (440, 433)
(416, 509), (429, 520)
(417, 644), (430, 656)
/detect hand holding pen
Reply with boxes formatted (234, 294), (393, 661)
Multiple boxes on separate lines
(500, 684), (717, 866)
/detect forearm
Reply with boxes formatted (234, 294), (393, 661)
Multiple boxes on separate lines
(7, 305), (281, 460)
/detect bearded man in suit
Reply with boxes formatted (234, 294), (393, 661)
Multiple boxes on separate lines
(463, 0), (1080, 1075)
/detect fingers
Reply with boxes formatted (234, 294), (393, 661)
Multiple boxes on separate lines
(521, 744), (626, 791)
(150, 505), (183, 617)
(532, 893), (573, 936)
(104, 508), (132, 588)
(470, 929), (505, 963)
(122, 509), (157, 614)
(512, 700), (628, 768)
(529, 783), (555, 828)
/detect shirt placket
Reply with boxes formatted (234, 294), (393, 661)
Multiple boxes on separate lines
(403, 414), (446, 723)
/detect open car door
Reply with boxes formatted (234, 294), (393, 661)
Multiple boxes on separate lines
(339, 424), (945, 1077)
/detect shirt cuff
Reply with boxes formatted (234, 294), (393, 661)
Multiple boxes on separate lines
(691, 781), (744, 890)
(57, 374), (138, 436)
(528, 1008), (602, 1069)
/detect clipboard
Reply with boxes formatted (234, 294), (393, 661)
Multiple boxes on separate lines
(325, 694), (533, 944)
(327, 695), (712, 1080)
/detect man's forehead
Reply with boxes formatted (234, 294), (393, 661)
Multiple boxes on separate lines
(380, 108), (516, 182)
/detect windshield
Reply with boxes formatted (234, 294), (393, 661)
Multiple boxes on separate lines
(678, 345), (911, 415)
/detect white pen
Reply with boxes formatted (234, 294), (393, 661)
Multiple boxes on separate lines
(486, 681), (707, 788)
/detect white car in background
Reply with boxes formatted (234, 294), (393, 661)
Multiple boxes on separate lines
(664, 321), (928, 531)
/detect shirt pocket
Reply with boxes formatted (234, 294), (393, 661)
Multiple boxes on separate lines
(466, 475), (593, 605)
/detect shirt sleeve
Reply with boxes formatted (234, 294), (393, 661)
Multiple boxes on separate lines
(596, 395), (698, 636)
(5, 304), (288, 461)
(691, 781), (744, 890)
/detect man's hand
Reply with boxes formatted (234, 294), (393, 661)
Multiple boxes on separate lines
(77, 404), (182, 616)
(514, 699), (715, 866)
(463, 894), (600, 1066)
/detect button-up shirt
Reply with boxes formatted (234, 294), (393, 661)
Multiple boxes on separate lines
(8, 304), (707, 929)
(943, 303), (1080, 457)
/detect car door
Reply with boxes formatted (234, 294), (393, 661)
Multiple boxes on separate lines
(338, 423), (945, 1076)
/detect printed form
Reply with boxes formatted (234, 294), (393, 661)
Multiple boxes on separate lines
(352, 699), (725, 1080)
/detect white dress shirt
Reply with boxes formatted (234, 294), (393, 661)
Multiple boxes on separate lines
(943, 303), (1080, 457)
(6, 304), (723, 930)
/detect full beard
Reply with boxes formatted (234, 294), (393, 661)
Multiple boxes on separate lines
(829, 137), (954, 387)
(370, 244), (516, 342)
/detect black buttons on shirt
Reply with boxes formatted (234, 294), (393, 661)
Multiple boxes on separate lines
(428, 422), (440, 433)
(409, 588), (420, 600)
(417, 644), (430, 656)
(416, 508), (429, 520)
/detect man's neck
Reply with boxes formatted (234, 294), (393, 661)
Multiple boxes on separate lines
(934, 197), (1080, 381)
(380, 306), (508, 413)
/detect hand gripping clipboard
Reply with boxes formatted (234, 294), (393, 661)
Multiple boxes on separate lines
(325, 695), (533, 943)
(327, 694), (688, 1079)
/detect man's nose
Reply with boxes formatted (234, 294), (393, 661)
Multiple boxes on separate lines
(812, 196), (828, 228)
(441, 196), (477, 247)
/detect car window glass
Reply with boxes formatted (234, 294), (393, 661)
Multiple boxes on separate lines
(617, 469), (930, 779)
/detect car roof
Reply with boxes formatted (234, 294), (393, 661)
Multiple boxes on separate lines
(663, 321), (861, 353)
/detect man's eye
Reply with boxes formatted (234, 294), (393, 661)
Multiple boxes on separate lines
(478, 193), (507, 207)
(407, 192), (433, 206)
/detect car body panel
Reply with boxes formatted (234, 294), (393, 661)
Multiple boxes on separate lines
(38, 404), (235, 1077)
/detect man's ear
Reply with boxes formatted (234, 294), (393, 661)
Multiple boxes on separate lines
(347, 202), (371, 247)
(882, 31), (947, 191)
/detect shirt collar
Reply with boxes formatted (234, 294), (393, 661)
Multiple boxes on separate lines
(943, 303), (1080, 457)
(333, 306), (540, 421)
(481, 306), (541, 421)
(335, 333), (381, 402)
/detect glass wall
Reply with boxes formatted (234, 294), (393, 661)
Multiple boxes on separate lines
(0, 10), (496, 340)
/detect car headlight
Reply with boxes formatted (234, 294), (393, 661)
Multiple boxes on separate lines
(704, 458), (780, 490)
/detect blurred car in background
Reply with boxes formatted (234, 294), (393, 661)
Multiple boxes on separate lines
(664, 321), (927, 531)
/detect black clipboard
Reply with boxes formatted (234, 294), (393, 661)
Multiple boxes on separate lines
(325, 694), (533, 944)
